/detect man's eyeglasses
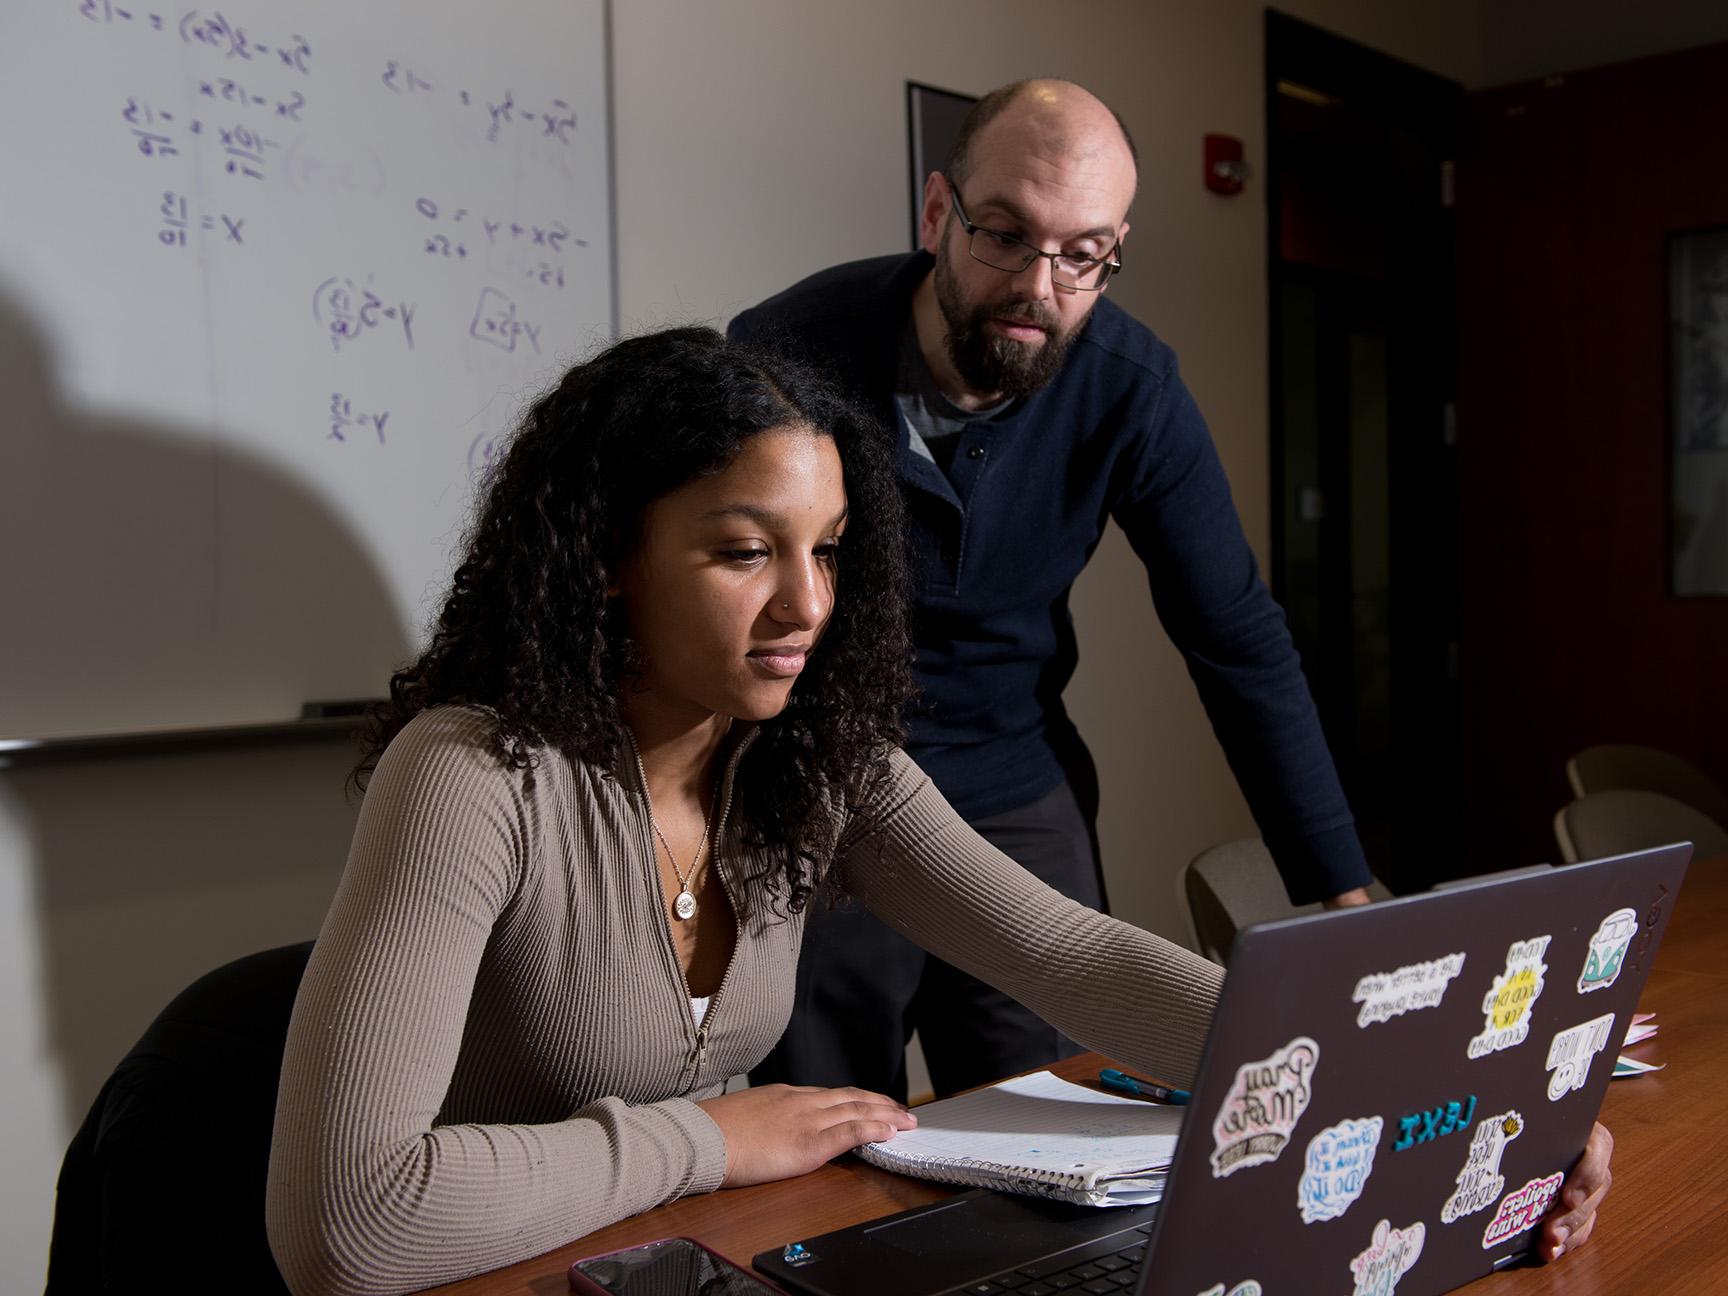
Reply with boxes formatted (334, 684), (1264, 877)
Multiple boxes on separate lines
(945, 175), (1122, 292)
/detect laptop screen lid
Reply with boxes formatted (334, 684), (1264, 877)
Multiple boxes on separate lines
(1137, 843), (1689, 1296)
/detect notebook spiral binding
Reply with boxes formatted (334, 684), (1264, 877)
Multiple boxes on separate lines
(855, 1146), (1120, 1206)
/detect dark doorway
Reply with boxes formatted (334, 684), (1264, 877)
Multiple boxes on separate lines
(1266, 11), (1462, 890)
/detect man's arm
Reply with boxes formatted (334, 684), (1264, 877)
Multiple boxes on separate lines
(1325, 887), (1373, 909)
(1111, 358), (1373, 906)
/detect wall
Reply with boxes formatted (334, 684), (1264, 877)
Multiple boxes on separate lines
(1478, 0), (1728, 86)
(1456, 41), (1728, 867)
(610, 0), (1483, 944)
(2, 2), (1488, 1285)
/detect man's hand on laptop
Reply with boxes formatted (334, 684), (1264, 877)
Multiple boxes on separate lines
(1544, 1121), (1614, 1261)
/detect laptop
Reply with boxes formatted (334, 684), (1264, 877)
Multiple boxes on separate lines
(754, 843), (1689, 1296)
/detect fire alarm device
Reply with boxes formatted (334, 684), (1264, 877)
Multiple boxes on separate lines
(1204, 134), (1249, 195)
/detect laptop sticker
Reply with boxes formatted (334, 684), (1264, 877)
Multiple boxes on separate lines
(1466, 936), (1550, 1059)
(1392, 1095), (1476, 1151)
(1545, 1012), (1615, 1099)
(1348, 1219), (1425, 1296)
(1210, 1035), (1319, 1178)
(1577, 908), (1637, 993)
(1482, 1171), (1564, 1249)
(1439, 1110), (1523, 1222)
(1196, 1284), (1262, 1296)
(1298, 1115), (1383, 1223)
(1351, 952), (1466, 1027)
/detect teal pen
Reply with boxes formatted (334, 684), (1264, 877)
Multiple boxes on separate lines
(1099, 1068), (1191, 1105)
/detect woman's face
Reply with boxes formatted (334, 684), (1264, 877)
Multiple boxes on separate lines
(615, 424), (848, 728)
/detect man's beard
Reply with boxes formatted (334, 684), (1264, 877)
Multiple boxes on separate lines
(934, 246), (1077, 400)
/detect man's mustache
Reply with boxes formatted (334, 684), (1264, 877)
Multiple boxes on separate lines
(979, 300), (1058, 333)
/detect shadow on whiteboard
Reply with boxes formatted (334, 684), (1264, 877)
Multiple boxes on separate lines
(0, 284), (413, 738)
(0, 287), (384, 1143)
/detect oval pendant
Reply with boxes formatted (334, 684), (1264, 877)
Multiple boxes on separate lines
(673, 890), (698, 921)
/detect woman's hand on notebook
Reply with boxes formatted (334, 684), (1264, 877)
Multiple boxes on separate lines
(696, 1084), (918, 1187)
(1544, 1120), (1614, 1261)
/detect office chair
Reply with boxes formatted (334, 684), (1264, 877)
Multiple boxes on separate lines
(1565, 743), (1728, 830)
(1180, 837), (1390, 965)
(45, 941), (313, 1295)
(1553, 789), (1728, 864)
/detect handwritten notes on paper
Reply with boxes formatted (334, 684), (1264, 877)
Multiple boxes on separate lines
(854, 1071), (1183, 1206)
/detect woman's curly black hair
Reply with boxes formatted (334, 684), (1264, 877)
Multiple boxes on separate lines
(355, 326), (913, 911)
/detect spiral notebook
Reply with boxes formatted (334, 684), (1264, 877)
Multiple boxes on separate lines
(855, 1069), (1184, 1206)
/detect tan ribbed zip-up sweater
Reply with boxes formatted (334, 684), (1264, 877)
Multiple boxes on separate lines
(266, 707), (1223, 1294)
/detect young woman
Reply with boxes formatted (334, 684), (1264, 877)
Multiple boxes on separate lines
(264, 329), (1606, 1294)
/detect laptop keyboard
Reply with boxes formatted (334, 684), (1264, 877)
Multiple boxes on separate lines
(937, 1222), (1153, 1296)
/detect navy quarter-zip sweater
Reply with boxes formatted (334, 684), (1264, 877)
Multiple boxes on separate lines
(730, 252), (1369, 902)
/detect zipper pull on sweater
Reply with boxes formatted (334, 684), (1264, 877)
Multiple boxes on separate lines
(686, 1020), (711, 1092)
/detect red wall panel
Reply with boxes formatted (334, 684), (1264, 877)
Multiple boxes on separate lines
(1457, 42), (1728, 865)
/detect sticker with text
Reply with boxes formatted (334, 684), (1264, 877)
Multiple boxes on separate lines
(1299, 1115), (1383, 1223)
(1196, 1284), (1262, 1296)
(1440, 1110), (1523, 1223)
(1577, 908), (1638, 994)
(1211, 1036), (1320, 1178)
(1482, 1172), (1563, 1249)
(1467, 936), (1550, 1059)
(1392, 1095), (1476, 1151)
(1348, 1219), (1425, 1296)
(1351, 952), (1466, 1027)
(1546, 1013), (1615, 1099)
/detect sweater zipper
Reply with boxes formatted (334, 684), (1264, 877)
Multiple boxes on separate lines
(624, 730), (744, 1095)
(686, 764), (741, 1091)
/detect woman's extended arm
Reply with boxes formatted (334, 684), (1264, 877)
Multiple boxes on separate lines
(836, 750), (1223, 1089)
(265, 710), (728, 1296)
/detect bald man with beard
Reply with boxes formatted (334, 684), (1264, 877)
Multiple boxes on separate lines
(730, 78), (1372, 1098)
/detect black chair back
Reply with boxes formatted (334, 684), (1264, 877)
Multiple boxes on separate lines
(46, 941), (313, 1295)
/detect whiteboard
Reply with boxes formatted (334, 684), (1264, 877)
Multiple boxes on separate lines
(0, 0), (614, 737)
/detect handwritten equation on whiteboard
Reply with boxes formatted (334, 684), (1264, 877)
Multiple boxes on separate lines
(76, 0), (597, 462)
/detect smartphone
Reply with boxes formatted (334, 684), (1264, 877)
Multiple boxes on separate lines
(568, 1236), (789, 1295)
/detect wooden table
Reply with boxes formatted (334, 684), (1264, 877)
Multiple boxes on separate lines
(429, 856), (1728, 1295)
